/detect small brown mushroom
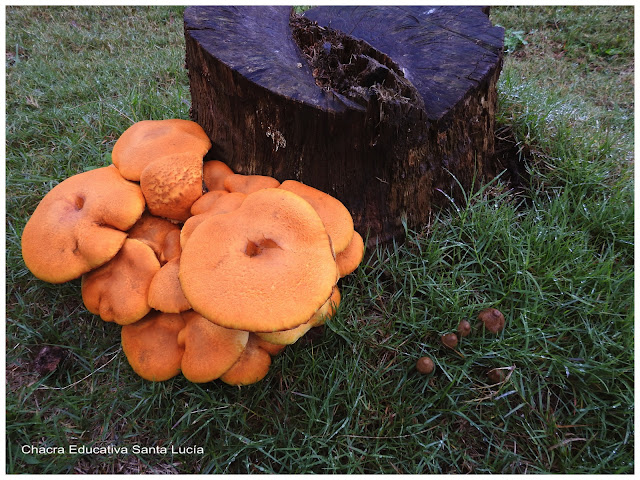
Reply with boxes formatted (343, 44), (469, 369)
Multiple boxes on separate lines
(478, 308), (505, 334)
(441, 333), (459, 349)
(416, 356), (435, 375)
(487, 368), (506, 384)
(457, 320), (472, 337)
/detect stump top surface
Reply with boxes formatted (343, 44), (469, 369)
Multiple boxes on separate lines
(184, 6), (351, 113)
(305, 6), (504, 120)
(184, 5), (504, 120)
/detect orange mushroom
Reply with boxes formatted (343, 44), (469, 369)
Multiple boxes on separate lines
(336, 231), (365, 278)
(81, 238), (160, 325)
(179, 188), (338, 332)
(180, 192), (247, 249)
(147, 258), (191, 314)
(223, 173), (280, 194)
(21, 165), (145, 283)
(159, 229), (182, 264)
(112, 119), (211, 182)
(127, 211), (181, 263)
(140, 151), (204, 222)
(203, 160), (234, 192)
(256, 287), (341, 345)
(189, 190), (228, 216)
(278, 180), (354, 254)
(177, 310), (249, 383)
(121, 311), (186, 381)
(310, 286), (341, 327)
(219, 334), (276, 386)
(252, 336), (287, 357)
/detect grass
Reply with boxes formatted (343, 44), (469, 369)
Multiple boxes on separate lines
(5, 5), (634, 474)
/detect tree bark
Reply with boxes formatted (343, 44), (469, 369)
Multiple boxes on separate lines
(184, 6), (504, 245)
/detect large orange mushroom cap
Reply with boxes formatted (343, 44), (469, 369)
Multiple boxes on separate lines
(21, 165), (145, 283)
(177, 310), (249, 383)
(81, 238), (160, 325)
(179, 188), (338, 332)
(140, 152), (204, 222)
(121, 311), (186, 382)
(278, 180), (354, 254)
(112, 119), (211, 181)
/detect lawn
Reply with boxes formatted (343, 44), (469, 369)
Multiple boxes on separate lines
(5, 6), (634, 474)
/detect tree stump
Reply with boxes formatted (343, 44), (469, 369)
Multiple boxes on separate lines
(184, 6), (504, 245)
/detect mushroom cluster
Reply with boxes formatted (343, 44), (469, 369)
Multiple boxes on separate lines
(21, 119), (365, 386)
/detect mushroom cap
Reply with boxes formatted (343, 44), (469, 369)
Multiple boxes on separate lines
(279, 180), (354, 254)
(190, 190), (228, 216)
(112, 119), (211, 181)
(159, 229), (182, 264)
(81, 238), (160, 325)
(416, 356), (435, 375)
(203, 160), (234, 192)
(310, 286), (341, 327)
(21, 165), (145, 283)
(254, 319), (313, 346)
(179, 188), (338, 332)
(478, 308), (506, 334)
(148, 258), (191, 314)
(223, 173), (280, 194)
(121, 311), (186, 381)
(127, 211), (181, 262)
(177, 310), (249, 383)
(336, 231), (365, 278)
(140, 152), (204, 222)
(180, 192), (247, 249)
(255, 287), (340, 345)
(441, 333), (459, 349)
(219, 334), (274, 386)
(252, 336), (286, 356)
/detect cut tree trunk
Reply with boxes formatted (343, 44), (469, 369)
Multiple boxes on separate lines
(184, 6), (504, 245)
